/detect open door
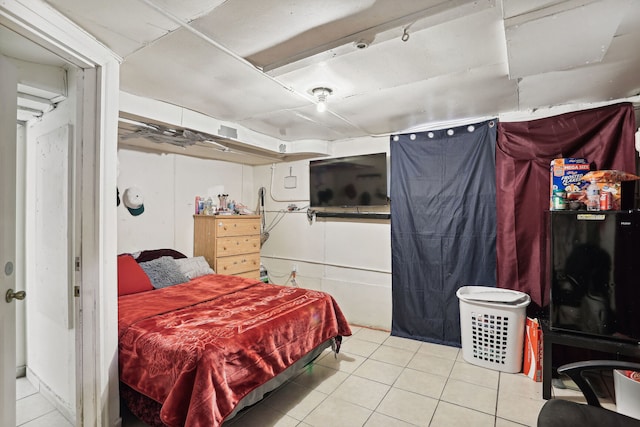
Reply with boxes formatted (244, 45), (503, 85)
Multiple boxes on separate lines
(0, 54), (19, 427)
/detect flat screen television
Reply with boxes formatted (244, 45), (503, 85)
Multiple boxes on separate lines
(309, 152), (388, 208)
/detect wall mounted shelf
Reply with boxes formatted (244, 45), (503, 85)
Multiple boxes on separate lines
(314, 211), (390, 220)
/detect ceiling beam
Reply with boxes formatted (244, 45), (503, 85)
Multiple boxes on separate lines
(260, 0), (496, 75)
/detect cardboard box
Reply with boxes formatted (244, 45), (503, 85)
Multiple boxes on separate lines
(550, 158), (590, 209)
(523, 317), (542, 382)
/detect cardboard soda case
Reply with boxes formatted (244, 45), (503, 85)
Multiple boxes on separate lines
(523, 317), (542, 382)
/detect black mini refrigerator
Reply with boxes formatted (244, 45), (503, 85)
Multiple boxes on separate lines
(549, 210), (640, 343)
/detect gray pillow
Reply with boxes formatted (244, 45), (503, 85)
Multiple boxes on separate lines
(174, 256), (215, 279)
(138, 256), (188, 289)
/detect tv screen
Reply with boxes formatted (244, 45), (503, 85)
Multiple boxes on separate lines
(309, 153), (388, 208)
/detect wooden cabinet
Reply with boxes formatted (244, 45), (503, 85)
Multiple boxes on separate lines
(193, 215), (261, 279)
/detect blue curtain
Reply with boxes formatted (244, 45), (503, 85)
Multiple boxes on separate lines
(390, 120), (497, 346)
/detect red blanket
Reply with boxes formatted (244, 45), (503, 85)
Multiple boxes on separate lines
(118, 275), (351, 427)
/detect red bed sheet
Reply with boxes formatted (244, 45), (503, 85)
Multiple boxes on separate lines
(118, 274), (351, 427)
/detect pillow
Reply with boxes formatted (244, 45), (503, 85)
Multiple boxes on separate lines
(174, 256), (215, 280)
(138, 256), (189, 289)
(134, 249), (187, 263)
(117, 254), (154, 296)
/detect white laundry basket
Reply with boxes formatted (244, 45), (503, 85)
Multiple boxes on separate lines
(456, 286), (531, 373)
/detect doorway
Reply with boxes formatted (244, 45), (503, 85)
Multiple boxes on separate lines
(0, 2), (121, 425)
(3, 26), (80, 426)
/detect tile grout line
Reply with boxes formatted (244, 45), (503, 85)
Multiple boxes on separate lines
(363, 337), (422, 427)
(427, 348), (459, 427)
(17, 407), (62, 427)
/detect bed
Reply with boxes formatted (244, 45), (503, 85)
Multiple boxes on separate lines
(117, 250), (351, 427)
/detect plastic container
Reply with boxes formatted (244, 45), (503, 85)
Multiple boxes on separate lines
(456, 286), (531, 373)
(614, 369), (640, 419)
(586, 179), (600, 211)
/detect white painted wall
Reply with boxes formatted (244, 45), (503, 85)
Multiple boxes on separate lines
(256, 135), (392, 330)
(116, 98), (640, 335)
(117, 134), (393, 331)
(117, 148), (255, 255)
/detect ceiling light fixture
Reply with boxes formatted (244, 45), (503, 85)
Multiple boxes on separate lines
(312, 87), (333, 113)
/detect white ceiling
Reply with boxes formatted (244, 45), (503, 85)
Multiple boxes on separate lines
(5, 0), (640, 146)
(0, 24), (69, 122)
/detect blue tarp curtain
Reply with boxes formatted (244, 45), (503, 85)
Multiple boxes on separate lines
(390, 119), (498, 346)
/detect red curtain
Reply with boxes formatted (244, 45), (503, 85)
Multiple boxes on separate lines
(496, 102), (637, 312)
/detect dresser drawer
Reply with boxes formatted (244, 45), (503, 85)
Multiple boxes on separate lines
(216, 235), (260, 257)
(239, 270), (261, 280)
(216, 218), (260, 237)
(215, 252), (260, 276)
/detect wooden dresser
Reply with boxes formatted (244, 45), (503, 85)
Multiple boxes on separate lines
(193, 215), (261, 280)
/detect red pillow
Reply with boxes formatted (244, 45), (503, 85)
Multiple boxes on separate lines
(117, 254), (153, 296)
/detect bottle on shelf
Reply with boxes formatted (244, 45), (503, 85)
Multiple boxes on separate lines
(205, 197), (214, 215)
(586, 179), (600, 211)
(552, 190), (566, 210)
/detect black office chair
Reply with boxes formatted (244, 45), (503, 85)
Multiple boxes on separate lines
(538, 360), (640, 427)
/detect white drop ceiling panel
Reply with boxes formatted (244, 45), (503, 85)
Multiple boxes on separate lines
(519, 59), (640, 109)
(330, 63), (518, 135)
(146, 0), (227, 21)
(5, 0), (640, 153)
(190, 0), (381, 59)
(236, 106), (365, 142)
(45, 0), (181, 57)
(277, 6), (507, 102)
(120, 27), (308, 120)
(504, 0), (631, 79)
(502, 0), (568, 19)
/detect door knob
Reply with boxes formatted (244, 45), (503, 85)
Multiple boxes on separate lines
(5, 289), (26, 303)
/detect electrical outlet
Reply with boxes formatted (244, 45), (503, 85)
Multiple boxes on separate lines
(292, 264), (298, 273)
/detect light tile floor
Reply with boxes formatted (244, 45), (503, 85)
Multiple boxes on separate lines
(225, 326), (551, 427)
(16, 376), (73, 427)
(19, 325), (594, 427)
